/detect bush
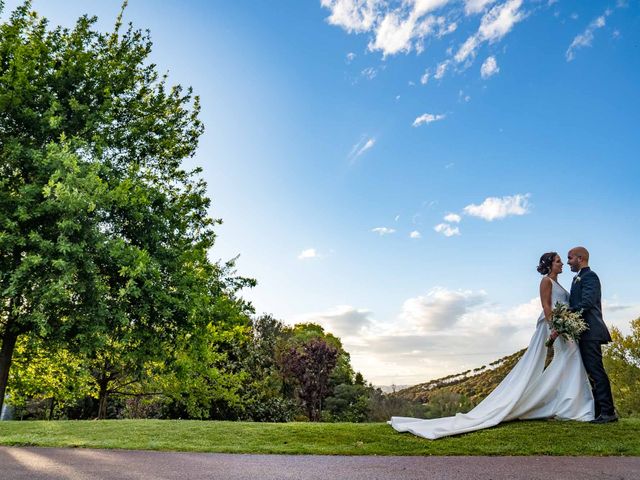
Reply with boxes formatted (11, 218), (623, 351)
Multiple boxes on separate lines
(366, 388), (429, 422)
(324, 383), (370, 422)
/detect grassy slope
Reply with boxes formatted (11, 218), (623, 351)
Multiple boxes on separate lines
(395, 349), (527, 404)
(0, 419), (638, 456)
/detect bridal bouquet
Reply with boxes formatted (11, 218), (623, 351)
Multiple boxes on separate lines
(545, 302), (588, 347)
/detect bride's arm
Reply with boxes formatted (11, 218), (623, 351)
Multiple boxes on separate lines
(540, 277), (558, 341)
(539, 277), (553, 322)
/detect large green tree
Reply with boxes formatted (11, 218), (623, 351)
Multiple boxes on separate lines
(0, 1), (219, 414)
(604, 318), (640, 416)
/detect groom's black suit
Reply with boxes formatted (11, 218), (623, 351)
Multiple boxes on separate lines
(569, 267), (615, 417)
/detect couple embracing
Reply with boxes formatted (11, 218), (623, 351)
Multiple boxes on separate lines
(390, 247), (616, 440)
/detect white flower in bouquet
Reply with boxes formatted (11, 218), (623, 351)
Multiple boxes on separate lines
(545, 302), (588, 347)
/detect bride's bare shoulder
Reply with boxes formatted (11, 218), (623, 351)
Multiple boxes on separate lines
(539, 276), (552, 286)
(539, 276), (552, 294)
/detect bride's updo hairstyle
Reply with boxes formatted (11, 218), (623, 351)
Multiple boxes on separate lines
(537, 252), (558, 275)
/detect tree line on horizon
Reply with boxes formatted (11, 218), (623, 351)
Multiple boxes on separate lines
(1, 2), (638, 422)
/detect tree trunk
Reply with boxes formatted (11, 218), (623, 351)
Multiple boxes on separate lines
(98, 380), (109, 419)
(0, 324), (19, 416)
(48, 397), (56, 420)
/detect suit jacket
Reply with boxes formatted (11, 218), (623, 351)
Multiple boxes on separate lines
(569, 267), (611, 344)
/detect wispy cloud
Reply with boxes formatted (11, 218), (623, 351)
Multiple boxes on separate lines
(434, 223), (460, 237)
(412, 113), (446, 127)
(434, 60), (449, 79)
(455, 0), (524, 64)
(348, 136), (376, 163)
(444, 213), (461, 223)
(480, 55), (499, 78)
(298, 248), (320, 260)
(346, 51), (356, 63)
(566, 11), (609, 61)
(371, 227), (396, 235)
(361, 66), (378, 79)
(465, 0), (497, 15)
(463, 193), (531, 221)
(409, 230), (421, 239)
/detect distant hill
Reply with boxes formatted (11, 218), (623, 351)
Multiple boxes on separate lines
(375, 385), (412, 394)
(393, 349), (527, 405)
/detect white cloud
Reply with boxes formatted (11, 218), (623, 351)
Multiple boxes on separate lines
(371, 227), (396, 235)
(455, 0), (524, 63)
(367, 1), (453, 56)
(346, 52), (356, 63)
(434, 223), (460, 236)
(464, 0), (497, 15)
(357, 137), (376, 155)
(434, 60), (449, 79)
(294, 292), (640, 388)
(295, 304), (374, 338)
(480, 55), (499, 78)
(321, 0), (536, 87)
(454, 35), (480, 63)
(294, 293), (574, 385)
(321, 0), (381, 33)
(443, 213), (461, 223)
(344, 295), (543, 385)
(478, 0), (524, 42)
(323, 0), (457, 57)
(348, 136), (376, 162)
(413, 113), (446, 127)
(368, 11), (418, 56)
(401, 287), (487, 331)
(409, 230), (421, 238)
(566, 12), (609, 61)
(603, 300), (640, 336)
(437, 17), (458, 37)
(463, 193), (531, 221)
(298, 248), (319, 260)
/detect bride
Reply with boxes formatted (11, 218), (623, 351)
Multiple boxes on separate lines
(389, 252), (595, 439)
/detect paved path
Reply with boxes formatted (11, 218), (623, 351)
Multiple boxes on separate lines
(0, 447), (638, 479)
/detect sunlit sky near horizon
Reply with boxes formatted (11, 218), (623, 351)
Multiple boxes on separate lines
(3, 0), (639, 386)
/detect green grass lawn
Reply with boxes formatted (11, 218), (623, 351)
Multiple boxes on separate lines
(0, 418), (637, 456)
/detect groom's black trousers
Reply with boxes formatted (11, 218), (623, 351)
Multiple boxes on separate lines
(579, 340), (615, 417)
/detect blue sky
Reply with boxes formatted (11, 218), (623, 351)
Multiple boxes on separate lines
(3, 0), (639, 385)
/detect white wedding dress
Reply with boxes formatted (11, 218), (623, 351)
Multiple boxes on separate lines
(389, 279), (595, 439)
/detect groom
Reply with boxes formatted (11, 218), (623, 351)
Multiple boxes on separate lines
(567, 247), (617, 424)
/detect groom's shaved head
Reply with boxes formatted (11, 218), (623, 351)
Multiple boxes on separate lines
(570, 246), (589, 262)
